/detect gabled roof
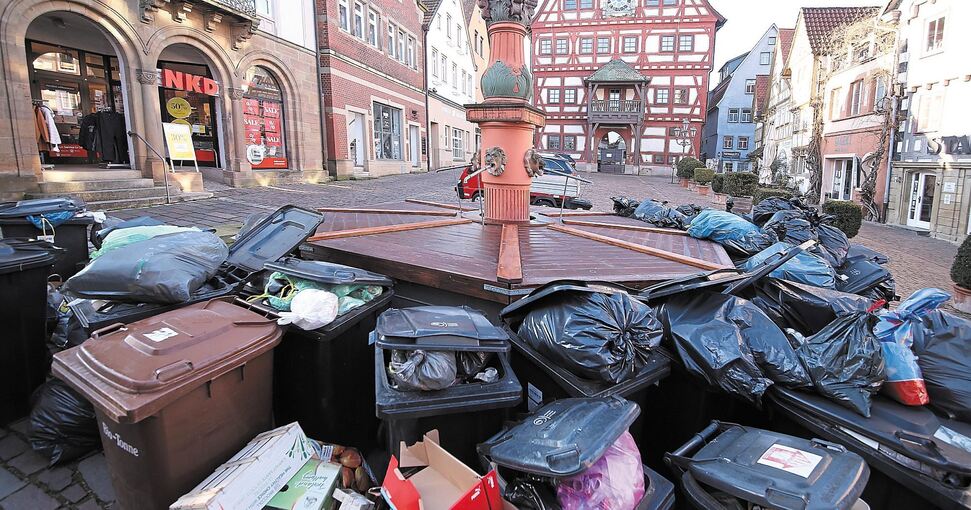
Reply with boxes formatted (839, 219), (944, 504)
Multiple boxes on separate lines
(585, 59), (648, 83)
(720, 52), (749, 77)
(778, 28), (795, 64)
(707, 78), (730, 112)
(462, 0), (476, 25)
(801, 6), (881, 54)
(753, 74), (770, 117)
(420, 0), (442, 27)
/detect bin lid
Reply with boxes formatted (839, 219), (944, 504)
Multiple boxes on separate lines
(477, 397), (639, 477)
(685, 424), (869, 510)
(226, 206), (323, 273)
(0, 239), (62, 274)
(0, 197), (84, 218)
(373, 306), (510, 352)
(265, 257), (392, 287)
(835, 258), (893, 294)
(51, 298), (281, 424)
(499, 280), (634, 325)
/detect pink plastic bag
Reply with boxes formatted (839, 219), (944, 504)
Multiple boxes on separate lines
(556, 430), (645, 510)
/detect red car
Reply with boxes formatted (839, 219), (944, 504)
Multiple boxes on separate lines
(455, 153), (592, 210)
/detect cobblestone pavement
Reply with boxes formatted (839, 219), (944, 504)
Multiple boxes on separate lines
(1, 169), (959, 509)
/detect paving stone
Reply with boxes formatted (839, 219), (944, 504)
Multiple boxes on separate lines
(78, 454), (115, 504)
(61, 483), (88, 503)
(0, 467), (25, 501)
(7, 450), (48, 476)
(7, 420), (28, 437)
(0, 436), (28, 462)
(74, 498), (103, 510)
(0, 484), (59, 510)
(36, 465), (73, 491)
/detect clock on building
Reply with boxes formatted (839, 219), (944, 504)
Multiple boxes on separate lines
(602, 0), (635, 17)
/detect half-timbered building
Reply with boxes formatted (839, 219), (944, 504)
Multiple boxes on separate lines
(530, 0), (724, 173)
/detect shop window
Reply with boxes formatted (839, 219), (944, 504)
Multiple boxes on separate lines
(242, 66), (288, 169)
(159, 61), (218, 167)
(724, 161), (734, 172)
(374, 102), (402, 160)
(32, 46), (80, 75)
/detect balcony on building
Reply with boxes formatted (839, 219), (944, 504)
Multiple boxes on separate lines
(584, 59), (649, 125)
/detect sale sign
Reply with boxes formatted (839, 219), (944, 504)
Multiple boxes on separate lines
(264, 117), (280, 133)
(262, 101), (281, 118)
(243, 98), (260, 116)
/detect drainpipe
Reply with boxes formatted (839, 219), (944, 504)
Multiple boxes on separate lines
(422, 26), (431, 172)
(312, 0), (331, 177)
(883, 8), (903, 222)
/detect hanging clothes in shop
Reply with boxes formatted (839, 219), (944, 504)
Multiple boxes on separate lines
(78, 111), (129, 164)
(34, 103), (61, 153)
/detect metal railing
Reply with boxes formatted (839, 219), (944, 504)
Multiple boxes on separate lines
(590, 99), (642, 113)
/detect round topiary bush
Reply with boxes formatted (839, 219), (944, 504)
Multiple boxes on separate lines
(951, 235), (971, 289)
(823, 200), (863, 238)
(677, 157), (705, 180)
(723, 172), (759, 198)
(711, 174), (725, 194)
(754, 188), (793, 204)
(693, 167), (715, 185)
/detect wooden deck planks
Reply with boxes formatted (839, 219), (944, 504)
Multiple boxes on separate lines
(497, 224), (523, 283)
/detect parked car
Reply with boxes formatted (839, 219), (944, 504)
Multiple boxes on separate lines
(456, 154), (592, 210)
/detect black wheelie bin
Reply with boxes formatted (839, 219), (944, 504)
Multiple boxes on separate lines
(0, 197), (91, 279)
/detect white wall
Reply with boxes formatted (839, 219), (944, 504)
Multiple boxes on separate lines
(427, 0), (477, 106)
(257, 0), (316, 50)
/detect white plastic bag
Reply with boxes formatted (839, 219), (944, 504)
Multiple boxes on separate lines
(277, 289), (339, 330)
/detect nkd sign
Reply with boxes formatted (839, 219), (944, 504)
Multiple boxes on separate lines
(928, 135), (971, 156)
(157, 68), (220, 96)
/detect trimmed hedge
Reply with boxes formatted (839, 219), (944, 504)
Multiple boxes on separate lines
(723, 172), (759, 198)
(711, 174), (725, 194)
(677, 157), (705, 179)
(952, 235), (971, 289)
(754, 188), (793, 204)
(823, 200), (863, 238)
(693, 167), (715, 185)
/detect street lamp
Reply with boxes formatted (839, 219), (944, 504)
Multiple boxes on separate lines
(670, 119), (698, 183)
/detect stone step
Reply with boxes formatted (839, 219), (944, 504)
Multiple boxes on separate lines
(88, 192), (212, 211)
(38, 179), (157, 193)
(27, 186), (175, 204)
(42, 169), (143, 182)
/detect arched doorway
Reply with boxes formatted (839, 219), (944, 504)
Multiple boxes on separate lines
(25, 12), (131, 168)
(241, 66), (289, 169)
(157, 44), (226, 169)
(597, 131), (627, 174)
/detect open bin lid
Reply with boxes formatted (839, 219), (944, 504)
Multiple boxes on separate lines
(265, 257), (392, 287)
(0, 197), (85, 218)
(683, 424), (868, 510)
(477, 397), (639, 477)
(0, 239), (63, 274)
(499, 280), (635, 326)
(52, 298), (281, 424)
(224, 205), (323, 273)
(373, 306), (510, 352)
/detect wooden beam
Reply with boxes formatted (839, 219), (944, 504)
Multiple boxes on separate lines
(307, 218), (473, 241)
(497, 224), (523, 283)
(539, 210), (615, 217)
(547, 224), (728, 271)
(316, 207), (457, 217)
(562, 219), (689, 236)
(405, 199), (476, 212)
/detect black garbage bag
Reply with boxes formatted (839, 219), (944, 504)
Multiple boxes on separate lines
(749, 279), (873, 337)
(662, 292), (812, 404)
(611, 197), (640, 218)
(62, 231), (228, 304)
(505, 477), (561, 510)
(794, 311), (885, 417)
(846, 244), (890, 265)
(762, 210), (818, 246)
(517, 291), (663, 384)
(752, 197), (804, 226)
(48, 308), (89, 354)
(29, 379), (100, 466)
(813, 224), (850, 268)
(912, 310), (971, 422)
(388, 350), (457, 391)
(632, 199), (689, 229)
(675, 204), (707, 224)
(456, 351), (492, 378)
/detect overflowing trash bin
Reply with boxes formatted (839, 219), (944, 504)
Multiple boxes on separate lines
(372, 306), (522, 467)
(51, 297), (283, 510)
(0, 197), (93, 279)
(0, 238), (63, 424)
(478, 397), (676, 510)
(666, 421), (870, 509)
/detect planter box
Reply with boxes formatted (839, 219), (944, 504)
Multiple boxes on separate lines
(953, 284), (971, 314)
(697, 185), (711, 196)
(687, 182), (697, 191)
(679, 178), (690, 188)
(711, 193), (728, 205)
(728, 195), (753, 214)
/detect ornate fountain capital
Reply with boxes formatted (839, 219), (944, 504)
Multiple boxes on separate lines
(477, 0), (537, 26)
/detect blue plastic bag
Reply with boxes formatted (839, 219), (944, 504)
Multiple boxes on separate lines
(741, 242), (837, 289)
(27, 211), (76, 230)
(874, 288), (951, 348)
(687, 210), (776, 256)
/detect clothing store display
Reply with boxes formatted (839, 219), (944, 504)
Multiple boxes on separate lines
(78, 111), (128, 164)
(34, 104), (60, 152)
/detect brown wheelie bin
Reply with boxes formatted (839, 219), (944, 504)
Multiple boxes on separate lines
(52, 297), (282, 510)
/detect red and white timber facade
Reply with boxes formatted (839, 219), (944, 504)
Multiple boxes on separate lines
(531, 0), (724, 172)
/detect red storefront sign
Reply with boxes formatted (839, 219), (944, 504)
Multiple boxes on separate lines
(245, 131), (263, 145)
(264, 117), (280, 133)
(162, 69), (219, 96)
(49, 144), (87, 158)
(243, 114), (263, 129)
(243, 98), (260, 116)
(262, 101), (281, 118)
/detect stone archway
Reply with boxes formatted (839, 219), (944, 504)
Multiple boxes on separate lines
(237, 52), (304, 172)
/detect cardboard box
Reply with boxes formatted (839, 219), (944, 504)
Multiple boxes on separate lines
(265, 458), (340, 510)
(171, 423), (316, 510)
(381, 431), (502, 510)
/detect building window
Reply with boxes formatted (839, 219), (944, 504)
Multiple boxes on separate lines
(431, 49), (439, 77)
(724, 161), (734, 172)
(854, 43), (870, 63)
(452, 63), (458, 89)
(453, 128), (464, 159)
(367, 10), (379, 46)
(242, 66), (288, 169)
(256, 0), (271, 16)
(353, 2), (364, 38)
(564, 0), (577, 8)
(655, 88), (669, 104)
(580, 38), (593, 53)
(555, 39), (569, 54)
(548, 89), (561, 103)
(745, 79), (756, 94)
(623, 37), (638, 53)
(441, 55), (447, 81)
(407, 37), (416, 68)
(339, 0), (349, 31)
(547, 135), (561, 150)
(597, 37), (610, 53)
(564, 88), (576, 104)
(387, 24), (395, 56)
(660, 35), (675, 52)
(723, 136), (734, 149)
(474, 30), (480, 54)
(849, 80), (863, 116)
(829, 87), (841, 119)
(875, 76), (887, 107)
(768, 36), (777, 45)
(674, 88), (688, 104)
(646, 0), (659, 5)
(461, 71), (468, 94)
(446, 14), (453, 39)
(678, 34), (694, 52)
(398, 29), (406, 62)
(564, 135), (577, 150)
(738, 136), (749, 150)
(540, 39), (552, 54)
(653, 154), (664, 163)
(728, 108), (739, 123)
(467, 74), (473, 97)
(927, 16), (945, 53)
(663, 0), (677, 4)
(741, 108), (752, 123)
(580, 0), (592, 8)
(760, 52), (771, 65)
(373, 102), (402, 160)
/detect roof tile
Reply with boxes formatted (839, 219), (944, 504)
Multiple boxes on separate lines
(585, 59), (648, 83)
(801, 6), (881, 54)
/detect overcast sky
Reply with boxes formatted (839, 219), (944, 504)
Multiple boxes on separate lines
(709, 0), (884, 85)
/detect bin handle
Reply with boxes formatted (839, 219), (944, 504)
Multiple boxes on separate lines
(91, 323), (126, 339)
(154, 361), (193, 382)
(895, 431), (950, 466)
(670, 421), (721, 459)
